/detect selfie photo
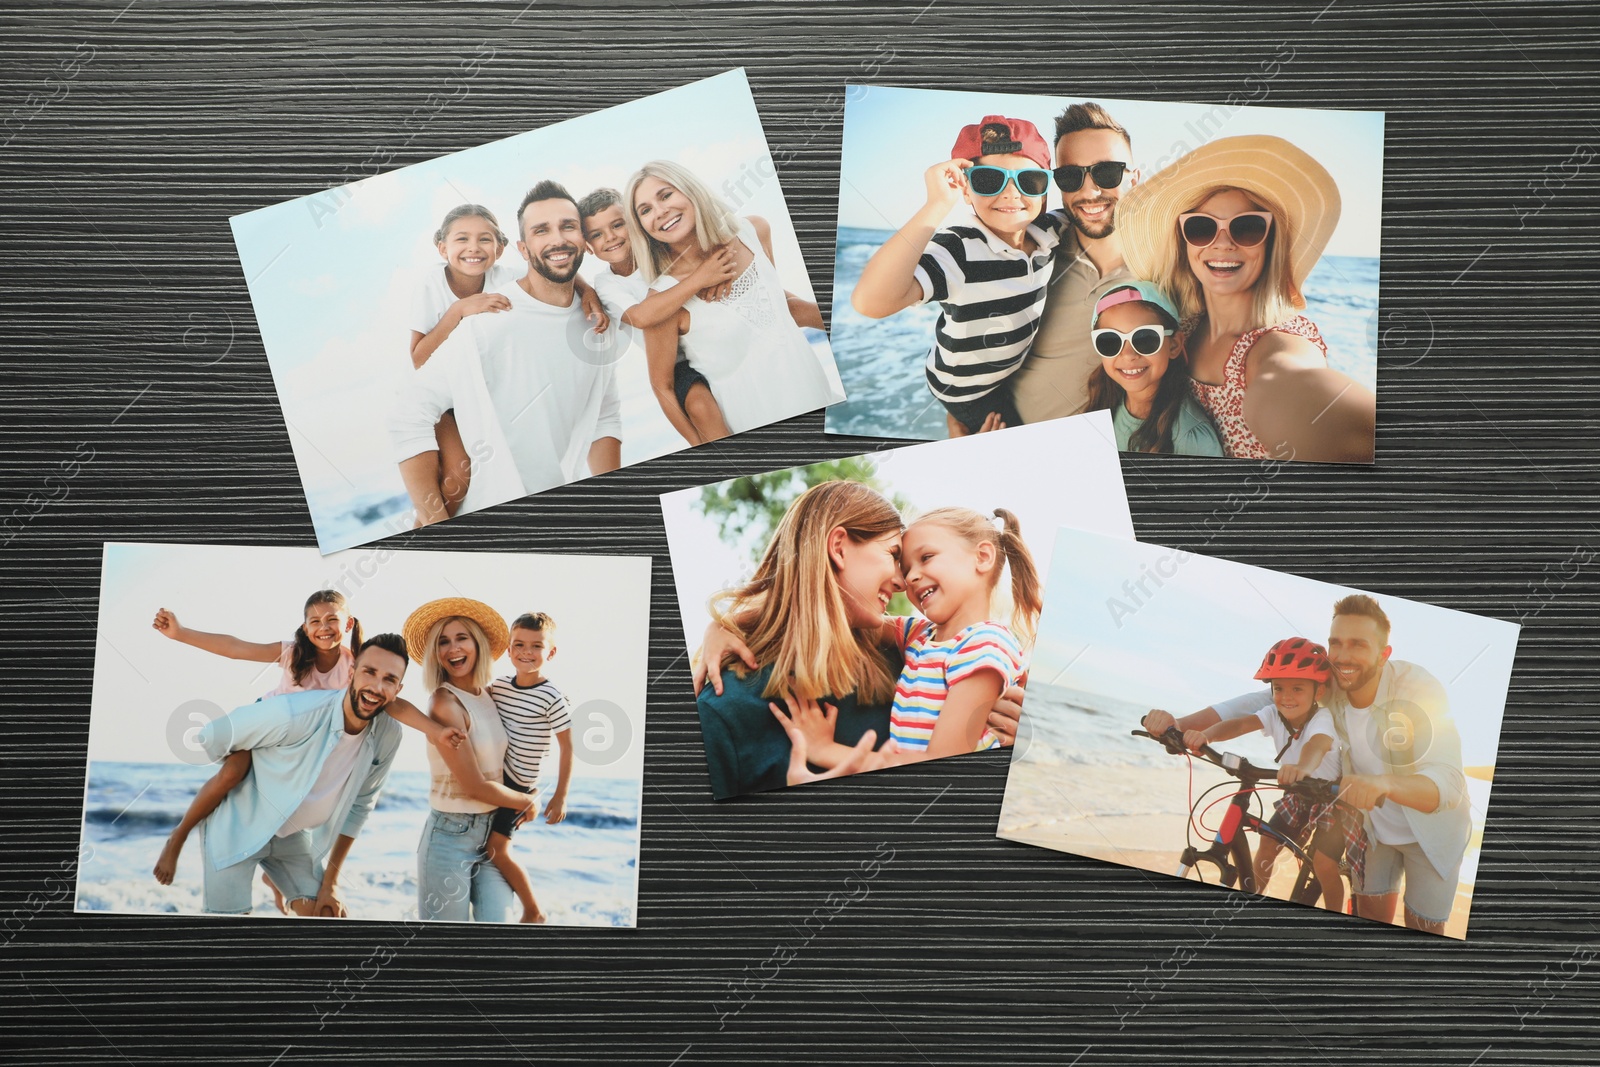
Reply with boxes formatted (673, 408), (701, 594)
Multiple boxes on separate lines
(827, 84), (1382, 464)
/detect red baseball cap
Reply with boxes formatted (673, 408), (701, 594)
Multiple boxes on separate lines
(950, 115), (1051, 169)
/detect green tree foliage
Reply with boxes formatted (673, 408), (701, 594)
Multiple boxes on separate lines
(694, 457), (915, 612)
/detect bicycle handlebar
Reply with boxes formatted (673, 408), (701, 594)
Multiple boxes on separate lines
(1131, 727), (1340, 802)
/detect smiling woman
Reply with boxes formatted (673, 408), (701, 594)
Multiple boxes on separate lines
(623, 159), (841, 441)
(1117, 135), (1376, 463)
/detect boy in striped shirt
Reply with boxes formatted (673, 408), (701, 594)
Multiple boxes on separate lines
(485, 611), (574, 923)
(852, 114), (1067, 437)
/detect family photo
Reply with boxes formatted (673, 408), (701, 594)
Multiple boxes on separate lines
(76, 543), (649, 927)
(827, 85), (1383, 464)
(660, 414), (1134, 799)
(232, 69), (844, 554)
(997, 529), (1518, 939)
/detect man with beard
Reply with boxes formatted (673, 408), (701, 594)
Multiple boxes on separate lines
(1141, 595), (1471, 934)
(1007, 103), (1138, 425)
(391, 180), (623, 525)
(193, 634), (412, 917)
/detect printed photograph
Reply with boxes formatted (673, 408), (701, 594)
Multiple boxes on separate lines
(828, 83), (1383, 464)
(76, 543), (649, 927)
(232, 69), (845, 554)
(998, 528), (1519, 939)
(661, 414), (1134, 800)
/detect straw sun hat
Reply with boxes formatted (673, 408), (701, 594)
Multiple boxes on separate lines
(1118, 134), (1341, 291)
(402, 597), (510, 665)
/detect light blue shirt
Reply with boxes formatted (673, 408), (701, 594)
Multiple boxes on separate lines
(1111, 395), (1224, 456)
(196, 689), (401, 870)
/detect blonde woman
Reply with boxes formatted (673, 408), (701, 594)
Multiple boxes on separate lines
(622, 160), (842, 442)
(1117, 135), (1374, 463)
(691, 481), (1025, 800)
(405, 597), (535, 922)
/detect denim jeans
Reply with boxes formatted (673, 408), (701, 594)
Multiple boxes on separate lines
(201, 822), (323, 915)
(416, 808), (514, 922)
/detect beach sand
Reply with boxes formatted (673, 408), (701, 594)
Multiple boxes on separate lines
(998, 758), (1473, 940)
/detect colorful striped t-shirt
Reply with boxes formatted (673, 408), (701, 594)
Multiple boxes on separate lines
(887, 617), (1024, 752)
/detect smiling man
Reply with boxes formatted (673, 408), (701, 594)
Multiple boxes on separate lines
(1142, 595), (1471, 934)
(193, 634), (410, 917)
(1007, 103), (1139, 425)
(391, 180), (623, 525)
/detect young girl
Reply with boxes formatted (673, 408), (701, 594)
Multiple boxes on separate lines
(1181, 636), (1354, 913)
(1080, 281), (1224, 457)
(404, 204), (610, 517)
(150, 590), (455, 895)
(766, 507), (1042, 771)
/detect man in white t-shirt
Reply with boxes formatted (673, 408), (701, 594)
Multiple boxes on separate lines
(1143, 595), (1471, 934)
(391, 180), (623, 525)
(194, 634), (409, 917)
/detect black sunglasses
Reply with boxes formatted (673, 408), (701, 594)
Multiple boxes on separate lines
(1052, 161), (1128, 193)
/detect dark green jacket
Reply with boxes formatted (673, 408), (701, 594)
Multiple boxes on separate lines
(697, 659), (893, 800)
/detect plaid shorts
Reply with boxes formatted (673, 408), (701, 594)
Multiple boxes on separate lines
(1270, 794), (1369, 887)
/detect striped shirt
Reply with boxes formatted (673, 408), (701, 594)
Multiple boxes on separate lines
(914, 210), (1067, 403)
(489, 676), (573, 788)
(887, 617), (1024, 752)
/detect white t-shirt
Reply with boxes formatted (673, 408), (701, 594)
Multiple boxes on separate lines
(589, 262), (648, 320)
(389, 280), (624, 515)
(1254, 705), (1342, 781)
(276, 728), (368, 837)
(409, 262), (521, 336)
(1342, 703), (1419, 845)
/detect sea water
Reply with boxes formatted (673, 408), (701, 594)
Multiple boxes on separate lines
(76, 761), (639, 926)
(825, 226), (1382, 441)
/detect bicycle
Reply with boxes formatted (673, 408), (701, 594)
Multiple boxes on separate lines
(1133, 725), (1348, 909)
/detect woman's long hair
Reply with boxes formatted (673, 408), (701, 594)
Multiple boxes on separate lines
(289, 590), (360, 687)
(706, 481), (904, 704)
(420, 615), (493, 692)
(1078, 321), (1194, 454)
(622, 160), (741, 284)
(1156, 185), (1301, 330)
(907, 508), (1043, 650)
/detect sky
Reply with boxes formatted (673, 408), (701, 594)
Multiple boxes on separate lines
(1033, 528), (1520, 767)
(837, 84), (1385, 259)
(660, 412), (1136, 654)
(87, 543), (651, 781)
(229, 69), (827, 551)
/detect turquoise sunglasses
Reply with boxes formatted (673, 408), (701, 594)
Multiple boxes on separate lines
(966, 165), (1052, 197)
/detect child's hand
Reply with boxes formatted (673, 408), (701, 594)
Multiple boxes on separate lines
(771, 710), (878, 788)
(455, 292), (512, 319)
(1278, 763), (1308, 786)
(1182, 729), (1210, 754)
(923, 159), (973, 213)
(152, 608), (183, 639)
(543, 793), (567, 825)
(693, 622), (758, 697)
(976, 412), (1007, 433)
(430, 724), (467, 750)
(579, 286), (611, 333)
(768, 694), (840, 751)
(691, 244), (739, 300)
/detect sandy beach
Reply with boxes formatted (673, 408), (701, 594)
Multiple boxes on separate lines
(998, 756), (1475, 940)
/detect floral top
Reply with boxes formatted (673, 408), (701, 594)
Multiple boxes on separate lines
(1187, 314), (1328, 459)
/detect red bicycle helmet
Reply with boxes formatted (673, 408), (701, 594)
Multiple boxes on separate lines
(1254, 637), (1330, 683)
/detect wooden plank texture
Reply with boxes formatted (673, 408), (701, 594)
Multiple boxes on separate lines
(2, 1), (1597, 1063)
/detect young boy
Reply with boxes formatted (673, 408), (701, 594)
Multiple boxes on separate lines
(850, 115), (1068, 438)
(1183, 637), (1352, 913)
(577, 187), (732, 443)
(483, 612), (575, 923)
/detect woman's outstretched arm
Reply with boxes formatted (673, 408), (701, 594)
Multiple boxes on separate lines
(152, 608), (283, 662)
(1243, 339), (1376, 463)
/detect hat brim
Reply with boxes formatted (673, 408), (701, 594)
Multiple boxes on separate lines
(1118, 135), (1341, 291)
(402, 597), (510, 666)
